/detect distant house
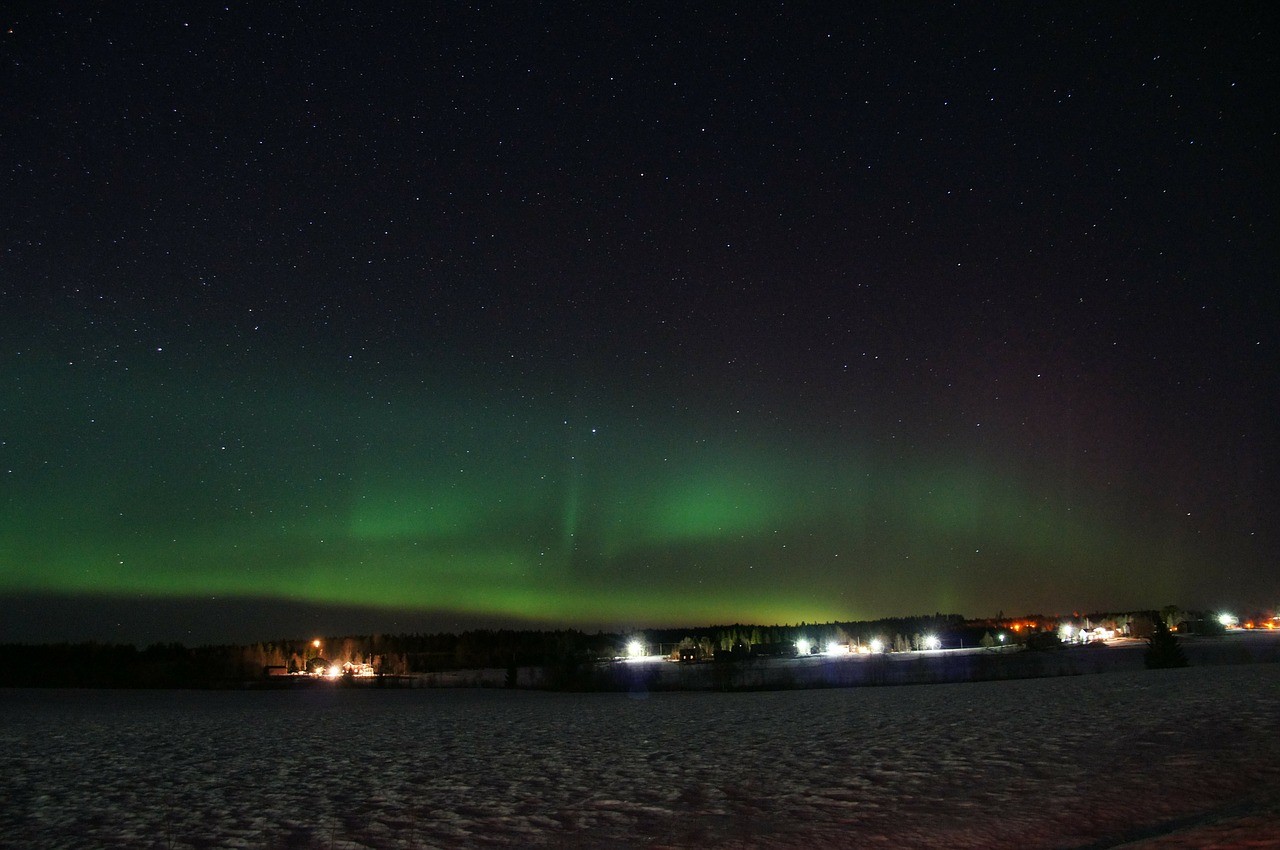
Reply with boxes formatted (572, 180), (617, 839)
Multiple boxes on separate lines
(263, 665), (289, 678)
(1128, 618), (1156, 639)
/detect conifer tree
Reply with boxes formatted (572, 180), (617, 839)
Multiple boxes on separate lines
(1144, 618), (1188, 669)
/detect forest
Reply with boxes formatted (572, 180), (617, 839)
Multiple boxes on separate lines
(0, 613), (993, 688)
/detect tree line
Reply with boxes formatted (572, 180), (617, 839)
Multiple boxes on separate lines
(0, 613), (980, 688)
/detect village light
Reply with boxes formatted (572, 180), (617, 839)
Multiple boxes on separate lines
(626, 640), (645, 659)
(825, 642), (843, 656)
(796, 638), (811, 656)
(870, 638), (884, 653)
(1217, 613), (1237, 628)
(923, 635), (941, 650)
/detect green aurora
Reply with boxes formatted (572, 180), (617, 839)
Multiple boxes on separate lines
(1, 344), (1212, 635)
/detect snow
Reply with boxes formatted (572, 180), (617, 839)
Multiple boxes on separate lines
(2, 663), (1278, 849)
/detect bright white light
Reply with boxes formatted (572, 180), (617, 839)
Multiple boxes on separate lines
(1060, 625), (1074, 640)
(796, 638), (811, 656)
(326, 665), (341, 679)
(870, 639), (884, 653)
(923, 635), (941, 650)
(626, 640), (644, 658)
(1218, 613), (1238, 628)
(998, 633), (1006, 643)
(825, 642), (843, 656)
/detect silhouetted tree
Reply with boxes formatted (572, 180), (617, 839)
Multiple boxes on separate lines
(1025, 631), (1063, 651)
(1144, 619), (1188, 669)
(1160, 605), (1184, 631)
(305, 656), (330, 675)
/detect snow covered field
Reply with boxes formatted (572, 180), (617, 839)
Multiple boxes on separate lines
(3, 663), (1278, 849)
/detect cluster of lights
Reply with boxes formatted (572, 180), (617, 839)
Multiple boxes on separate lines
(304, 639), (377, 678)
(1225, 613), (1279, 630)
(792, 638), (856, 656)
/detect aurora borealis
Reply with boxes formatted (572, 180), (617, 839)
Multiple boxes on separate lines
(3, 4), (1275, 644)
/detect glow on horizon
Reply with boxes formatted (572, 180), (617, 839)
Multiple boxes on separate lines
(0, 366), (1210, 627)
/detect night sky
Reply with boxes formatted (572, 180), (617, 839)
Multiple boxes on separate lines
(3, 3), (1275, 645)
